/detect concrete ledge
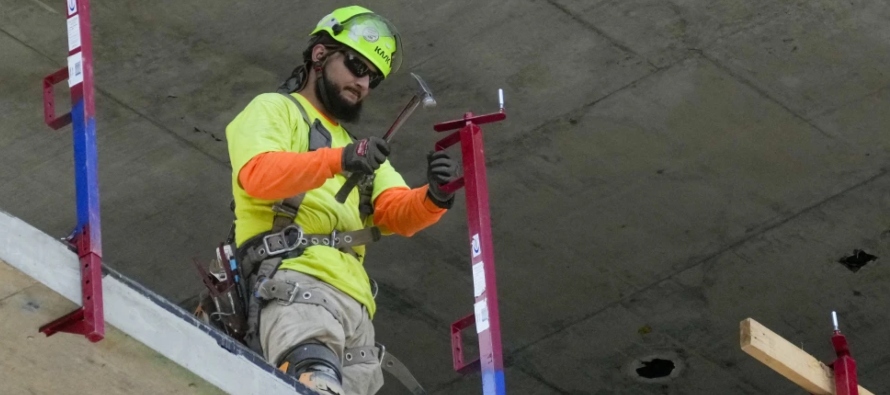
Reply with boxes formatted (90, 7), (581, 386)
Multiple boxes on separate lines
(0, 209), (311, 394)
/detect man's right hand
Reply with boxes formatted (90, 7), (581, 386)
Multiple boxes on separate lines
(342, 137), (390, 175)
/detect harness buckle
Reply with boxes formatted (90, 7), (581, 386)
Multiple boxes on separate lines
(376, 342), (386, 363)
(281, 280), (300, 306)
(262, 225), (304, 256)
(271, 202), (298, 218)
(330, 230), (339, 248)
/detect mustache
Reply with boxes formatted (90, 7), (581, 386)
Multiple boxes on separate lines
(343, 86), (362, 99)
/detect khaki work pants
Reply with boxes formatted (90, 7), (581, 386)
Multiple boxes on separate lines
(260, 270), (384, 395)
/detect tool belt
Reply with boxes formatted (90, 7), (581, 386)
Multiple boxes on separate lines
(193, 243), (248, 341)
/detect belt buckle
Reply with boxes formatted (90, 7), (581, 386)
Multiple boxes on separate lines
(279, 280), (300, 306)
(262, 225), (304, 256)
(375, 342), (386, 363)
(330, 230), (339, 248)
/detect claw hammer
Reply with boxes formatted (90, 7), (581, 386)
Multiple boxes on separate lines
(335, 72), (437, 203)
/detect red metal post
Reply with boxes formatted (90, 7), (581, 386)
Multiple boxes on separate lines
(39, 0), (104, 343)
(435, 103), (507, 395)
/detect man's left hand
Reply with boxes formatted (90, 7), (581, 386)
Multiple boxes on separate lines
(426, 151), (457, 209)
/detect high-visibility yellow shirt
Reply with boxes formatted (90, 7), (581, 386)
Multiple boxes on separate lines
(226, 92), (407, 317)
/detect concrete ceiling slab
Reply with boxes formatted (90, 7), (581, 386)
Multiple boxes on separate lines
(3, 0), (890, 393)
(704, 1), (890, 119)
(511, 304), (768, 394)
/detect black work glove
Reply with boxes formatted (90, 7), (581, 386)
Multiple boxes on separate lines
(426, 151), (458, 209)
(342, 137), (390, 175)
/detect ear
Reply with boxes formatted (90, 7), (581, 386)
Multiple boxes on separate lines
(311, 44), (328, 62)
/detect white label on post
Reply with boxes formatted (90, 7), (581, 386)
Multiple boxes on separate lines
(474, 300), (490, 333)
(67, 0), (77, 15)
(471, 234), (481, 258)
(472, 261), (486, 297)
(67, 15), (81, 51)
(68, 52), (83, 87)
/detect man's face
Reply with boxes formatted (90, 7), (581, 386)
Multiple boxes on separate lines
(317, 49), (380, 123)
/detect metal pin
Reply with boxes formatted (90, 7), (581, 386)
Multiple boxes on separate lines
(498, 89), (504, 110)
(832, 311), (839, 331)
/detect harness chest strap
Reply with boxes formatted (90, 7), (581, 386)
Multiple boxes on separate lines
(271, 194), (306, 234)
(276, 91), (376, 220)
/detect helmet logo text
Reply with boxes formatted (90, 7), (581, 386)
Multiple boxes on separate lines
(374, 46), (392, 65)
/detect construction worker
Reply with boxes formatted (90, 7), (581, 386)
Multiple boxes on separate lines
(224, 5), (455, 395)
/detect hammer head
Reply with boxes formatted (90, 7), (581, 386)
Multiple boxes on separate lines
(410, 72), (437, 108)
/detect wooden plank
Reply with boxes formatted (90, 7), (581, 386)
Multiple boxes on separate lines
(0, 255), (35, 300)
(740, 318), (874, 395)
(0, 262), (225, 395)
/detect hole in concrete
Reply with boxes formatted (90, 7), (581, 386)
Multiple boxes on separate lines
(626, 352), (683, 383)
(636, 358), (675, 379)
(838, 249), (877, 273)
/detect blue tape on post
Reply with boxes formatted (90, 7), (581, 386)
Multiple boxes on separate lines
(483, 370), (506, 395)
(71, 99), (102, 252)
(71, 99), (88, 231)
(84, 115), (101, 251)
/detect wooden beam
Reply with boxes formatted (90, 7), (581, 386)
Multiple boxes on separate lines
(740, 318), (873, 395)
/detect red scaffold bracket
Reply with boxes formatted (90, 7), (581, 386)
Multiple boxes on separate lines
(435, 89), (507, 395)
(451, 313), (482, 375)
(43, 67), (72, 130)
(38, 0), (105, 343)
(39, 225), (104, 342)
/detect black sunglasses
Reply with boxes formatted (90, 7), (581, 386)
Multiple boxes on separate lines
(341, 51), (384, 89)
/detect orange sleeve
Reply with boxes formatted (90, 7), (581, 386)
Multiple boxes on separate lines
(238, 147), (344, 200)
(373, 185), (447, 237)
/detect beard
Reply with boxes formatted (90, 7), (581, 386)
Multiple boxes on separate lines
(316, 69), (363, 123)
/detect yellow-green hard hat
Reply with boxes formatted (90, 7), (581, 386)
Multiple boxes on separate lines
(311, 6), (403, 78)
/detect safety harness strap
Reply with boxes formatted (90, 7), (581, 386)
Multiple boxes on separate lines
(240, 225), (382, 265)
(280, 92), (311, 126)
(342, 345), (426, 394)
(271, 194), (306, 233)
(255, 278), (342, 322)
(254, 279), (426, 395)
(380, 352), (427, 395)
(243, 257), (283, 353)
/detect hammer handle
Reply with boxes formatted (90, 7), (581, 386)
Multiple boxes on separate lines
(335, 96), (423, 203)
(382, 95), (420, 142)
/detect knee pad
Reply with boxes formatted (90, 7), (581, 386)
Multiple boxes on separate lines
(278, 343), (343, 394)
